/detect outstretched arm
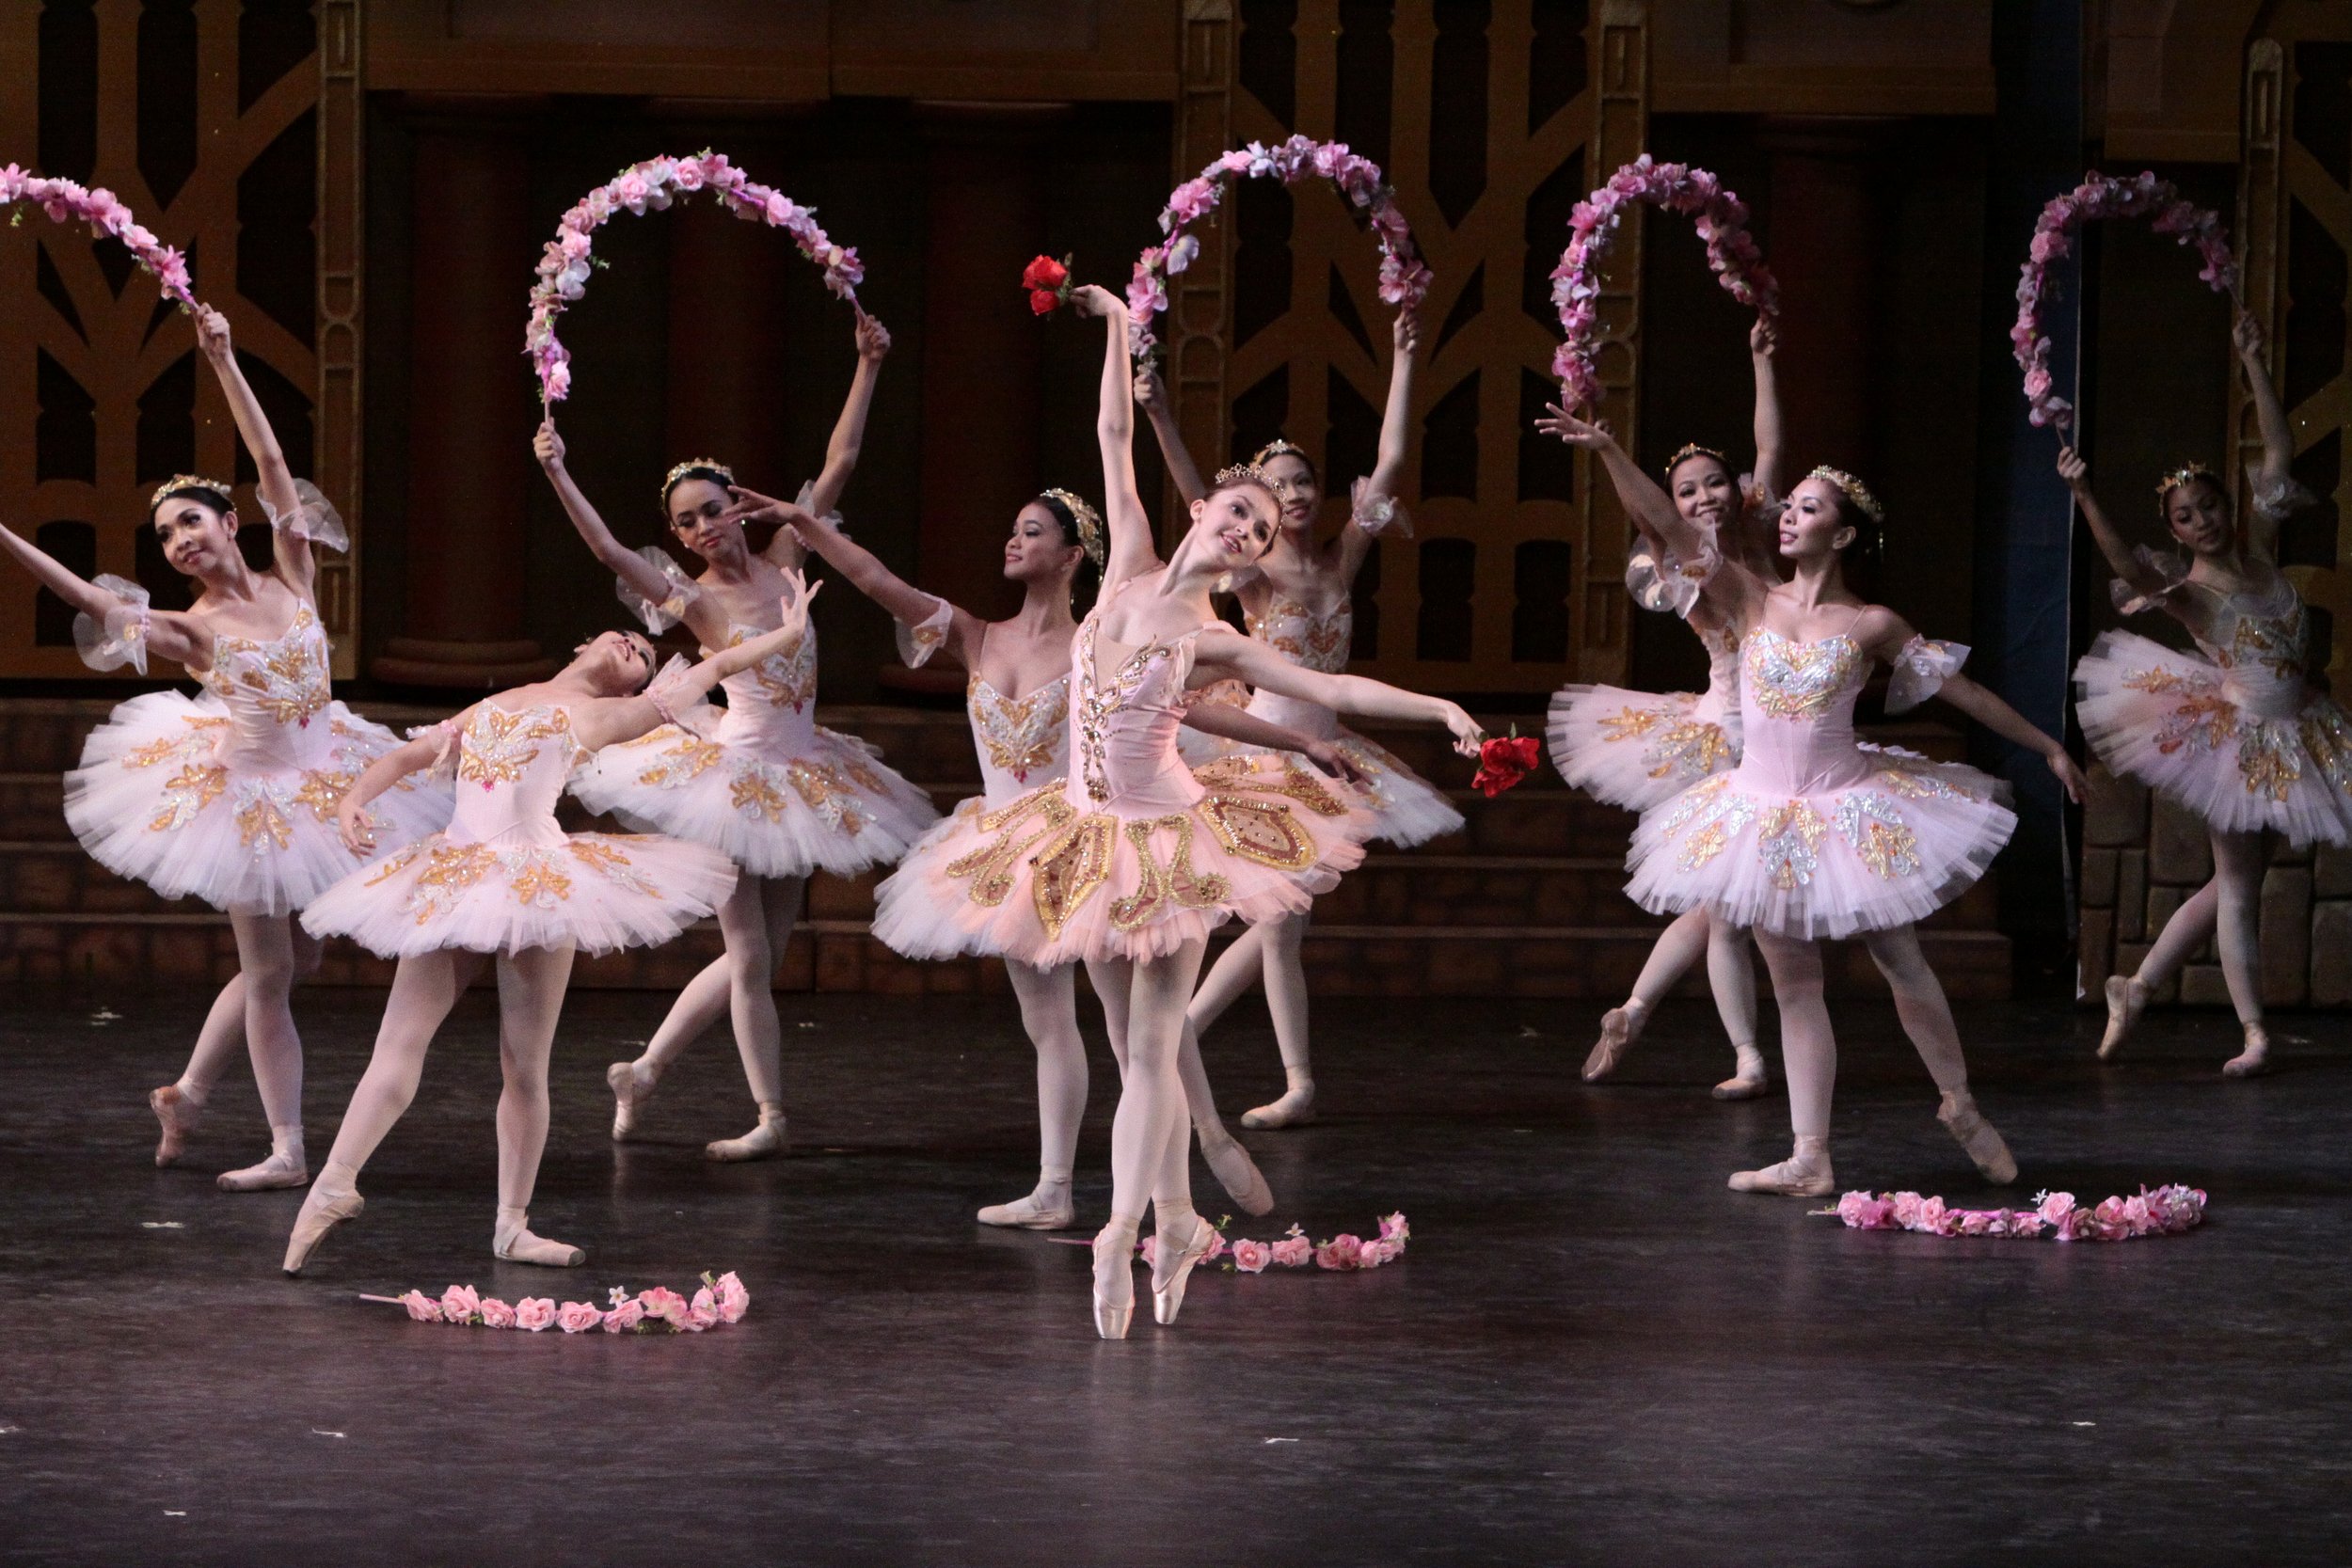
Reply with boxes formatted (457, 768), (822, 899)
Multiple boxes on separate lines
(728, 483), (986, 667)
(575, 577), (823, 752)
(2057, 446), (2169, 605)
(1180, 701), (1375, 785)
(1861, 610), (2087, 803)
(1335, 307), (1422, 585)
(2236, 310), (2295, 560)
(1134, 365), (1207, 507)
(1748, 317), (1784, 504)
(0, 524), (211, 669)
(535, 419), (675, 612)
(803, 313), (891, 521)
(194, 307), (310, 587)
(1200, 629), (1482, 755)
(1071, 285), (1158, 589)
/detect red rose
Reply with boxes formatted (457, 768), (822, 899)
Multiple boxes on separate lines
(1021, 254), (1071, 293)
(1471, 734), (1542, 798)
(1028, 289), (1063, 317)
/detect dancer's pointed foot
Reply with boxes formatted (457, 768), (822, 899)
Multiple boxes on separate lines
(1712, 1042), (1770, 1101)
(1240, 1075), (1315, 1130)
(705, 1104), (787, 1163)
(2099, 974), (2148, 1060)
(607, 1060), (655, 1141)
(1199, 1131), (1276, 1216)
(151, 1084), (203, 1167)
(282, 1182), (363, 1275)
(1583, 998), (1649, 1083)
(1152, 1213), (1220, 1326)
(978, 1173), (1075, 1229)
(2223, 1022), (2271, 1078)
(494, 1207), (585, 1267)
(217, 1152), (309, 1192)
(1728, 1134), (1834, 1196)
(1091, 1217), (1139, 1339)
(1938, 1090), (2019, 1184)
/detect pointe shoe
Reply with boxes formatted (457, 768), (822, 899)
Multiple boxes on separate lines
(282, 1185), (364, 1275)
(607, 1061), (654, 1142)
(1728, 1135), (1835, 1196)
(1583, 1001), (1647, 1083)
(216, 1150), (310, 1193)
(151, 1085), (201, 1167)
(1939, 1095), (2019, 1184)
(1152, 1214), (1220, 1326)
(1240, 1082), (1316, 1131)
(2099, 975), (2148, 1061)
(977, 1189), (1075, 1229)
(705, 1109), (787, 1163)
(1091, 1228), (1136, 1340)
(2223, 1022), (2271, 1078)
(1712, 1045), (1769, 1101)
(494, 1208), (586, 1267)
(1199, 1132), (1276, 1216)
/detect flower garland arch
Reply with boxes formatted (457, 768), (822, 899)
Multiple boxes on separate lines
(1549, 155), (1777, 414)
(2012, 171), (2237, 431)
(526, 150), (864, 407)
(1124, 135), (1432, 369)
(1, 166), (197, 309)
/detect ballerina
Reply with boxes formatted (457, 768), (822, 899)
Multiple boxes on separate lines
(2068, 310), (2349, 1076)
(1132, 307), (1461, 1131)
(1547, 321), (1783, 1098)
(534, 312), (936, 1163)
(281, 599), (818, 1273)
(1542, 407), (2086, 1196)
(875, 286), (1480, 1337)
(0, 305), (449, 1192)
(753, 479), (1367, 1227)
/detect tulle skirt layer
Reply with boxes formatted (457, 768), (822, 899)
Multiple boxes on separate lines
(63, 692), (453, 916)
(1199, 727), (1463, 847)
(299, 831), (737, 958)
(1625, 746), (2015, 940)
(869, 752), (1380, 966)
(1547, 683), (1740, 814)
(2074, 629), (2352, 846)
(572, 719), (938, 879)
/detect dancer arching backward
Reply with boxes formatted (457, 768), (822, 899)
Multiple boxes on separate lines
(1549, 321), (1784, 1099)
(759, 482), (1365, 1227)
(535, 314), (936, 1164)
(1132, 307), (1462, 1131)
(1544, 408), (2087, 1196)
(0, 306), (450, 1192)
(2070, 311), (2352, 1076)
(876, 286), (1480, 1338)
(283, 609), (815, 1273)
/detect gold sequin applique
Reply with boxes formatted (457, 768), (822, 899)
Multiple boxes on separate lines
(1028, 811), (1118, 937)
(945, 786), (1075, 908)
(233, 781), (294, 851)
(458, 705), (572, 787)
(150, 764), (228, 832)
(633, 729), (725, 787)
(1197, 793), (1318, 871)
(1756, 800), (1829, 889)
(1745, 632), (1864, 721)
(1111, 815), (1232, 930)
(2236, 720), (2301, 802)
(1835, 793), (1920, 879)
(970, 674), (1069, 782)
(124, 715), (230, 769)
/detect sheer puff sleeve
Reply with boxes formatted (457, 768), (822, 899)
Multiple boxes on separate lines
(1884, 634), (1969, 715)
(259, 480), (349, 551)
(895, 594), (954, 669)
(616, 546), (702, 635)
(72, 574), (152, 674)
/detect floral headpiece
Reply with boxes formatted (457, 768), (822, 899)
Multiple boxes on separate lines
(1213, 461), (1279, 497)
(661, 458), (735, 509)
(2154, 461), (2217, 505)
(1805, 464), (1883, 524)
(1039, 487), (1105, 566)
(1662, 442), (1729, 480)
(149, 474), (233, 515)
(1252, 438), (1312, 471)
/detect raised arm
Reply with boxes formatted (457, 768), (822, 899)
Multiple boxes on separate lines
(1200, 628), (1482, 754)
(1334, 307), (1421, 585)
(194, 307), (310, 586)
(534, 419), (675, 613)
(1748, 318), (1784, 504)
(1070, 285), (1158, 588)
(727, 483), (987, 667)
(802, 313), (890, 521)
(0, 523), (210, 670)
(1535, 403), (1760, 625)
(2235, 310), (2295, 561)
(574, 578), (822, 752)
(1134, 365), (1207, 506)
(2057, 446), (2170, 606)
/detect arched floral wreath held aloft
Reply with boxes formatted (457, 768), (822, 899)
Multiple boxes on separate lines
(2, 165), (197, 309)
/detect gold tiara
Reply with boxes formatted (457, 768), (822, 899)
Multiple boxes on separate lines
(1662, 442), (1729, 480)
(1039, 487), (1105, 565)
(1214, 461), (1278, 494)
(1252, 438), (1311, 469)
(1805, 464), (1883, 524)
(2155, 462), (2216, 501)
(149, 474), (232, 514)
(661, 458), (735, 506)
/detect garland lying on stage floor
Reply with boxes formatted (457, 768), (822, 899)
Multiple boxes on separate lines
(363, 1272), (750, 1332)
(1820, 1185), (2206, 1242)
(1130, 1211), (1410, 1273)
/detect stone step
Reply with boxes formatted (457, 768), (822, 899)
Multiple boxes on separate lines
(0, 911), (2011, 1000)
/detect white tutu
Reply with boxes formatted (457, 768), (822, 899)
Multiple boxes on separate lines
(65, 690), (453, 916)
(1546, 684), (1739, 814)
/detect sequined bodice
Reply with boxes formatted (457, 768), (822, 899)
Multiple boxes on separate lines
(449, 703), (577, 847)
(1069, 608), (1210, 813)
(198, 605), (338, 768)
(711, 621), (818, 751)
(1737, 629), (1872, 796)
(2195, 578), (2311, 721)
(969, 673), (1070, 807)
(1241, 593), (1351, 739)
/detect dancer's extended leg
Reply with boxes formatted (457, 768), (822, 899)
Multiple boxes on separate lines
(1862, 924), (2016, 1183)
(492, 944), (586, 1265)
(1236, 911), (1315, 1129)
(1587, 909), (1710, 1081)
(1729, 933), (1833, 1196)
(1706, 921), (1768, 1099)
(704, 873), (803, 1161)
(1092, 939), (1209, 1338)
(215, 911), (318, 1192)
(2102, 876), (2219, 1058)
(2209, 829), (2273, 1076)
(978, 960), (1084, 1228)
(1104, 954), (1273, 1217)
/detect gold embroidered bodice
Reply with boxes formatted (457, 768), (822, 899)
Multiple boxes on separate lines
(969, 672), (1070, 805)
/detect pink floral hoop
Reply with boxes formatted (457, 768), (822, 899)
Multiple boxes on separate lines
(2014, 172), (2237, 431)
(1, 166), (197, 310)
(526, 150), (863, 406)
(1823, 1183), (2206, 1243)
(1126, 135), (1431, 368)
(363, 1271), (750, 1333)
(1550, 155), (1777, 413)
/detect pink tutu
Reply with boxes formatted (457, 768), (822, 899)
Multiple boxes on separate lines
(1546, 684), (1739, 814)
